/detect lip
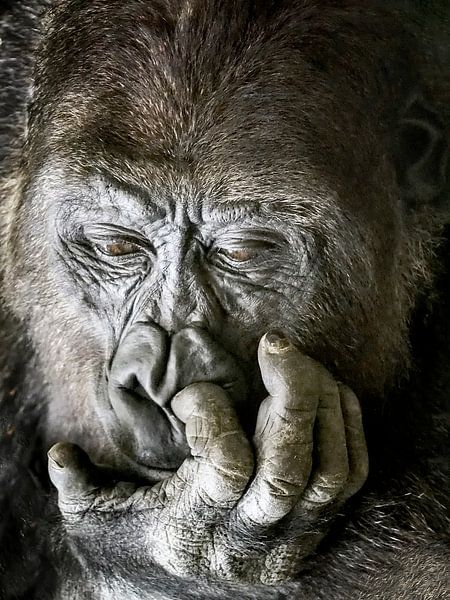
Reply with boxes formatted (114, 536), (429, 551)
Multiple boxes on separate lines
(134, 462), (178, 484)
(104, 450), (180, 485)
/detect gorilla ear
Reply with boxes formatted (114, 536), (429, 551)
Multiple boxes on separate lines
(396, 95), (448, 207)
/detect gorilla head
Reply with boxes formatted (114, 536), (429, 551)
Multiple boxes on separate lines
(2, 0), (447, 483)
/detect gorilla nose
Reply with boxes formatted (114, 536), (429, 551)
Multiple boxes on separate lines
(105, 321), (248, 469)
(109, 322), (246, 406)
(164, 310), (215, 336)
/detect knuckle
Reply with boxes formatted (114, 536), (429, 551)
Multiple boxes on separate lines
(58, 498), (96, 531)
(256, 477), (300, 518)
(207, 433), (253, 473)
(264, 473), (304, 499)
(202, 462), (251, 504)
(58, 489), (96, 512)
(304, 473), (348, 506)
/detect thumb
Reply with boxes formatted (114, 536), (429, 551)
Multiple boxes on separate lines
(48, 442), (99, 507)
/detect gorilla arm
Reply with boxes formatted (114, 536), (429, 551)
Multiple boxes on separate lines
(47, 333), (368, 597)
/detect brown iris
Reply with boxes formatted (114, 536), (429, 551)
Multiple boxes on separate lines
(221, 248), (254, 262)
(102, 241), (140, 256)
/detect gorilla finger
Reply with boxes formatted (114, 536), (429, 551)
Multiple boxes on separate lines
(338, 385), (369, 500)
(299, 374), (348, 511)
(169, 382), (253, 512)
(235, 335), (322, 526)
(257, 332), (323, 411)
(48, 442), (101, 509)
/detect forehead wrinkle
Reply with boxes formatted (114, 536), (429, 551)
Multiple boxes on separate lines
(63, 143), (321, 226)
(77, 162), (264, 224)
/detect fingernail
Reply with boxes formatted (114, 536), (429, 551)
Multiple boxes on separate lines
(265, 332), (291, 353)
(48, 449), (65, 469)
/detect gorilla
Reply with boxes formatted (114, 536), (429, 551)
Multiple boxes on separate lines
(0, 1), (449, 599)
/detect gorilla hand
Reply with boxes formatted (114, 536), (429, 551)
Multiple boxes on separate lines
(48, 334), (368, 586)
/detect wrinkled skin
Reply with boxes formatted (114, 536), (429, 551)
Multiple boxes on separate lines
(48, 333), (367, 584)
(102, 323), (247, 474)
(0, 1), (449, 599)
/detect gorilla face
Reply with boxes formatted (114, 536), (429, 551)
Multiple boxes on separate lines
(3, 0), (445, 480)
(14, 165), (326, 477)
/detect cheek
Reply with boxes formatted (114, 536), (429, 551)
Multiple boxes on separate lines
(28, 273), (113, 398)
(40, 333), (109, 449)
(208, 268), (307, 338)
(36, 311), (107, 388)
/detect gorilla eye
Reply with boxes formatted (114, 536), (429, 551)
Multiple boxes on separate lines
(218, 248), (255, 262)
(100, 241), (141, 256)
